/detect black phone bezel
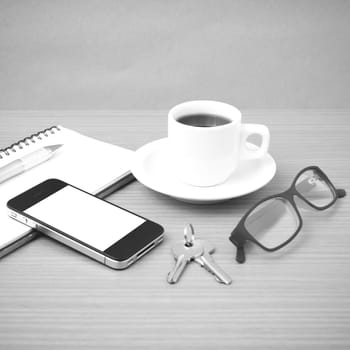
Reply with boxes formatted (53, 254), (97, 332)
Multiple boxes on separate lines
(7, 178), (164, 262)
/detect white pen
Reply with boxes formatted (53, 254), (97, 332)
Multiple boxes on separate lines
(0, 144), (63, 184)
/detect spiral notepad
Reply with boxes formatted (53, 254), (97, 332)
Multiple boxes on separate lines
(0, 126), (134, 251)
(0, 126), (62, 159)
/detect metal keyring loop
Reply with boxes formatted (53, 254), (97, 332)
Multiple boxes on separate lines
(184, 224), (195, 247)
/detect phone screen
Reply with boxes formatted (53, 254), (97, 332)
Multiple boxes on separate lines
(24, 185), (146, 251)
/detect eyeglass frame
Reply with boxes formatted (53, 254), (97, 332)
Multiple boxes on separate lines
(229, 165), (346, 264)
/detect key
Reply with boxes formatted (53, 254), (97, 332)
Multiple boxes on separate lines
(195, 240), (232, 285)
(167, 224), (232, 285)
(167, 240), (203, 284)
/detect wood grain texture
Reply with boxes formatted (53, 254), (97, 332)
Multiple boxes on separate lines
(0, 110), (349, 350)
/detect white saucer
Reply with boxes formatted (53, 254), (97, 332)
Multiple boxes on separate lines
(131, 138), (277, 204)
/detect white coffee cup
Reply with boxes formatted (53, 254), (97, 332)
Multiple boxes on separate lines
(168, 100), (270, 187)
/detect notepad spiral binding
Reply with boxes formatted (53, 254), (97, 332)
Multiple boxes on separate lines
(0, 126), (61, 159)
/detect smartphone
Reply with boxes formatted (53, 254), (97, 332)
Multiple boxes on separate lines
(7, 179), (164, 269)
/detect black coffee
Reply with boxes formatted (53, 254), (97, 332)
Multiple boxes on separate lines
(177, 114), (231, 127)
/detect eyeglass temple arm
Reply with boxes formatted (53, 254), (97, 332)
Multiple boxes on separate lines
(236, 245), (246, 264)
(229, 233), (247, 264)
(336, 189), (346, 198)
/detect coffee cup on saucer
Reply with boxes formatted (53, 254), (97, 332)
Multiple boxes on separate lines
(168, 100), (270, 187)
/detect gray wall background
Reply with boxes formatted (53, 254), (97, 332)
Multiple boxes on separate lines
(0, 0), (349, 110)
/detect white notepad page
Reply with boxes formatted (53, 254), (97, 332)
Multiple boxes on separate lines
(0, 126), (134, 249)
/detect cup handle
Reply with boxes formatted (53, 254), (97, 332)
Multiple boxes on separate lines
(240, 123), (270, 159)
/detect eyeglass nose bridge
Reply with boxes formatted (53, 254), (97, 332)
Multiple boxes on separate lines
(275, 189), (306, 226)
(284, 186), (327, 216)
(280, 187), (307, 211)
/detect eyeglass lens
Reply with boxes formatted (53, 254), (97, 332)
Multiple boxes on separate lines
(244, 197), (300, 249)
(295, 169), (335, 207)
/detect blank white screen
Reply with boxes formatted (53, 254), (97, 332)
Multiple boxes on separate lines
(25, 186), (145, 251)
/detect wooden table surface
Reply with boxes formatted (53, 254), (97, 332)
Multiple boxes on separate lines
(0, 110), (349, 350)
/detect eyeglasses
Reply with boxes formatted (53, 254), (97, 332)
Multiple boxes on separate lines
(229, 166), (346, 263)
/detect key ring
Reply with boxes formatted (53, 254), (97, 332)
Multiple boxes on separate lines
(184, 224), (195, 247)
(167, 224), (232, 285)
